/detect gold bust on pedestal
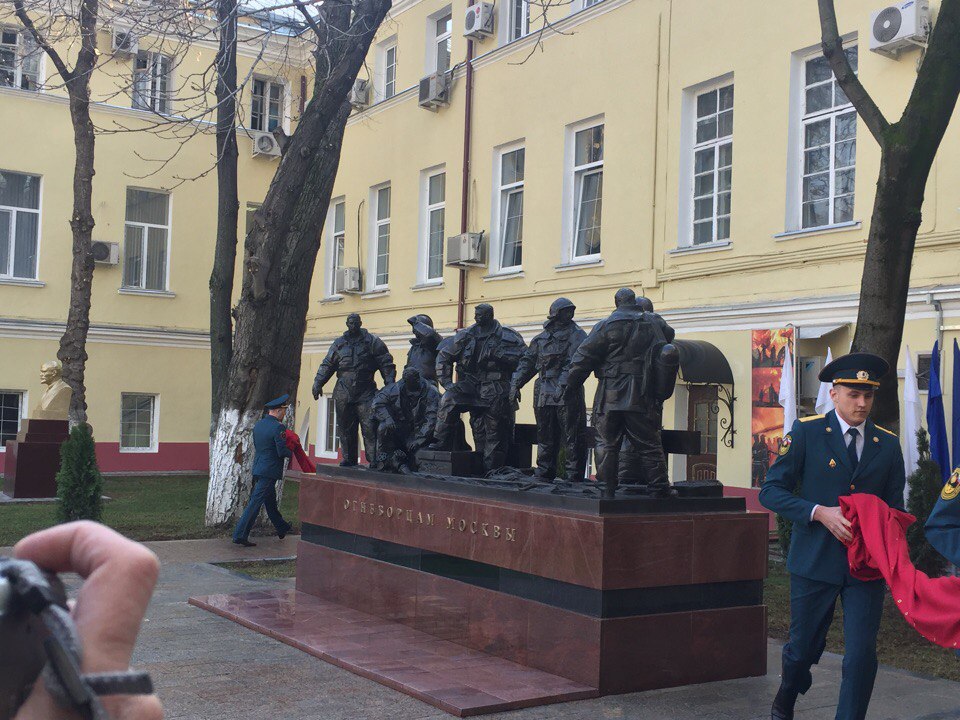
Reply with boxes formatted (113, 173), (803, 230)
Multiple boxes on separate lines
(33, 360), (72, 420)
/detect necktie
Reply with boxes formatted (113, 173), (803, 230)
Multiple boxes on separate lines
(846, 428), (859, 471)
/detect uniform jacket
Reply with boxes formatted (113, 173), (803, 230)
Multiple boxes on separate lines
(566, 307), (674, 413)
(313, 329), (396, 402)
(436, 321), (526, 391)
(759, 410), (906, 585)
(924, 466), (960, 566)
(511, 320), (587, 407)
(371, 379), (440, 448)
(251, 414), (292, 480)
(406, 325), (442, 383)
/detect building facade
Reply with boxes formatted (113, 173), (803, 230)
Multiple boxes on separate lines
(2, 1), (958, 509)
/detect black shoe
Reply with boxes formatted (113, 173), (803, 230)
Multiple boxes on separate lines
(278, 524), (293, 540)
(771, 685), (797, 720)
(233, 538), (256, 547)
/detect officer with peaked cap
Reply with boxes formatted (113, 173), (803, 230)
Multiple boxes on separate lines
(760, 352), (906, 720)
(232, 394), (294, 547)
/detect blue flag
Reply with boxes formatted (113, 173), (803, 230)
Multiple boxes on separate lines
(953, 340), (960, 470)
(928, 340), (951, 483)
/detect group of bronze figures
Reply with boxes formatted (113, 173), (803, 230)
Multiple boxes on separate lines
(311, 288), (680, 497)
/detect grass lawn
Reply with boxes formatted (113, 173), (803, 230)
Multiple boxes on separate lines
(766, 560), (960, 682)
(0, 475), (299, 546)
(215, 558), (297, 580)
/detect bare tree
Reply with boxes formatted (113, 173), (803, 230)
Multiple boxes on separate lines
(205, 0), (391, 526)
(818, 0), (960, 430)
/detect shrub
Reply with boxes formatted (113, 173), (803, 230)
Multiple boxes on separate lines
(56, 423), (104, 524)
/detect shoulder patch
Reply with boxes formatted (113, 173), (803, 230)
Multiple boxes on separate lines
(799, 414), (824, 423)
(942, 468), (960, 501)
(875, 425), (897, 437)
(778, 434), (793, 455)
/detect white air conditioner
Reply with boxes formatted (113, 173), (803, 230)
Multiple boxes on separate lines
(349, 78), (370, 109)
(445, 232), (486, 267)
(335, 267), (362, 294)
(252, 131), (281, 158)
(798, 356), (824, 400)
(111, 29), (139, 56)
(92, 240), (120, 265)
(869, 0), (930, 57)
(464, 3), (495, 39)
(418, 72), (451, 111)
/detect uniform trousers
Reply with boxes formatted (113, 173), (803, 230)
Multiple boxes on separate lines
(534, 398), (587, 481)
(232, 476), (290, 542)
(334, 393), (377, 465)
(782, 573), (885, 720)
(593, 406), (668, 491)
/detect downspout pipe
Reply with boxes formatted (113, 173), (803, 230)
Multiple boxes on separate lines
(457, 17), (475, 329)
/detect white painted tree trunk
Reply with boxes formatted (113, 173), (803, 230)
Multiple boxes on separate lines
(205, 405), (260, 526)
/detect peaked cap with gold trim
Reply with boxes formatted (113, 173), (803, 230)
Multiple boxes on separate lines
(818, 352), (889, 389)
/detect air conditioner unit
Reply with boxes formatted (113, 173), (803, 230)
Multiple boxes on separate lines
(445, 232), (486, 267)
(92, 240), (120, 265)
(418, 72), (451, 111)
(464, 3), (495, 39)
(869, 0), (930, 57)
(798, 356), (824, 400)
(111, 29), (139, 56)
(335, 267), (362, 294)
(349, 78), (370, 109)
(252, 131), (281, 158)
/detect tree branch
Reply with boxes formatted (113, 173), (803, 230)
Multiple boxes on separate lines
(12, 0), (73, 82)
(817, 0), (889, 144)
(293, 0), (323, 38)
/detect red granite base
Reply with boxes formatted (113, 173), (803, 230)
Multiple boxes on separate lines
(189, 589), (597, 716)
(3, 419), (69, 498)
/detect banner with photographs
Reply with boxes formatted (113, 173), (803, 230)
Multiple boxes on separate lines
(751, 327), (794, 488)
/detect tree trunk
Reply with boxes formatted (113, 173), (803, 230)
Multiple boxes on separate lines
(205, 0), (389, 527)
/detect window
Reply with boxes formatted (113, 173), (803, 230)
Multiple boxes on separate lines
(383, 43), (397, 99)
(497, 147), (524, 271)
(120, 393), (157, 451)
(0, 390), (24, 446)
(328, 199), (345, 295)
(572, 124), (603, 259)
(0, 170), (40, 280)
(691, 84), (733, 245)
(133, 51), (171, 114)
(251, 78), (284, 132)
(508, 0), (530, 41)
(1, 28), (40, 90)
(123, 188), (170, 291)
(434, 12), (452, 73)
(582, 0), (602, 7)
(372, 185), (390, 288)
(800, 46), (857, 229)
(917, 353), (932, 392)
(423, 172), (445, 282)
(317, 397), (340, 459)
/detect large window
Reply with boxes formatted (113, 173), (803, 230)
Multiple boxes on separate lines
(329, 199), (345, 295)
(434, 12), (452, 73)
(318, 397), (340, 459)
(691, 84), (733, 245)
(123, 188), (170, 291)
(120, 393), (157, 451)
(133, 51), (171, 114)
(800, 46), (857, 229)
(251, 78), (284, 132)
(373, 185), (390, 288)
(572, 124), (603, 259)
(497, 147), (524, 271)
(0, 391), (24, 446)
(1, 27), (40, 90)
(508, 0), (530, 41)
(0, 170), (40, 280)
(382, 43), (397, 99)
(424, 172), (445, 282)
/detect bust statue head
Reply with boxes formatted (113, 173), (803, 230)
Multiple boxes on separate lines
(34, 360), (71, 420)
(40, 360), (63, 386)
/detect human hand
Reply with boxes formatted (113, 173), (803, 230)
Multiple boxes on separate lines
(13, 522), (162, 720)
(813, 505), (853, 544)
(312, 384), (322, 400)
(509, 386), (521, 404)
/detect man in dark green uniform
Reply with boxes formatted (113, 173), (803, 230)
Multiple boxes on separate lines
(760, 352), (906, 720)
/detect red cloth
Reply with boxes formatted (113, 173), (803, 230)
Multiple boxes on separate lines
(283, 430), (316, 474)
(841, 494), (960, 649)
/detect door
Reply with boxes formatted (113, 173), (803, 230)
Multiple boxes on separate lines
(687, 385), (718, 481)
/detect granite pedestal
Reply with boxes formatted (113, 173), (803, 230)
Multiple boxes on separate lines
(3, 419), (69, 498)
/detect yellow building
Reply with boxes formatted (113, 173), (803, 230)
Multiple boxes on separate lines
(2, 1), (958, 511)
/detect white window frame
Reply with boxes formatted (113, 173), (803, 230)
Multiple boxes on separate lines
(122, 188), (172, 292)
(426, 7), (453, 74)
(132, 50), (172, 114)
(367, 183), (391, 291)
(0, 27), (42, 91)
(490, 142), (525, 274)
(324, 197), (346, 298)
(561, 116), (604, 264)
(0, 389), (27, 451)
(418, 167), (446, 285)
(785, 37), (858, 233)
(119, 393), (159, 453)
(250, 76), (287, 133)
(375, 37), (398, 102)
(0, 169), (42, 281)
(316, 396), (340, 460)
(677, 74), (734, 249)
(502, 0), (530, 43)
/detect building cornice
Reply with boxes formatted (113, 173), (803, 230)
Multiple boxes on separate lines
(0, 318), (209, 349)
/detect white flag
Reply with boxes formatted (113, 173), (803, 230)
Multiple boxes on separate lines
(903, 346), (923, 485)
(780, 342), (797, 434)
(815, 347), (835, 416)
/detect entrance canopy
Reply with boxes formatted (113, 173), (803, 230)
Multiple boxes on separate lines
(675, 339), (734, 385)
